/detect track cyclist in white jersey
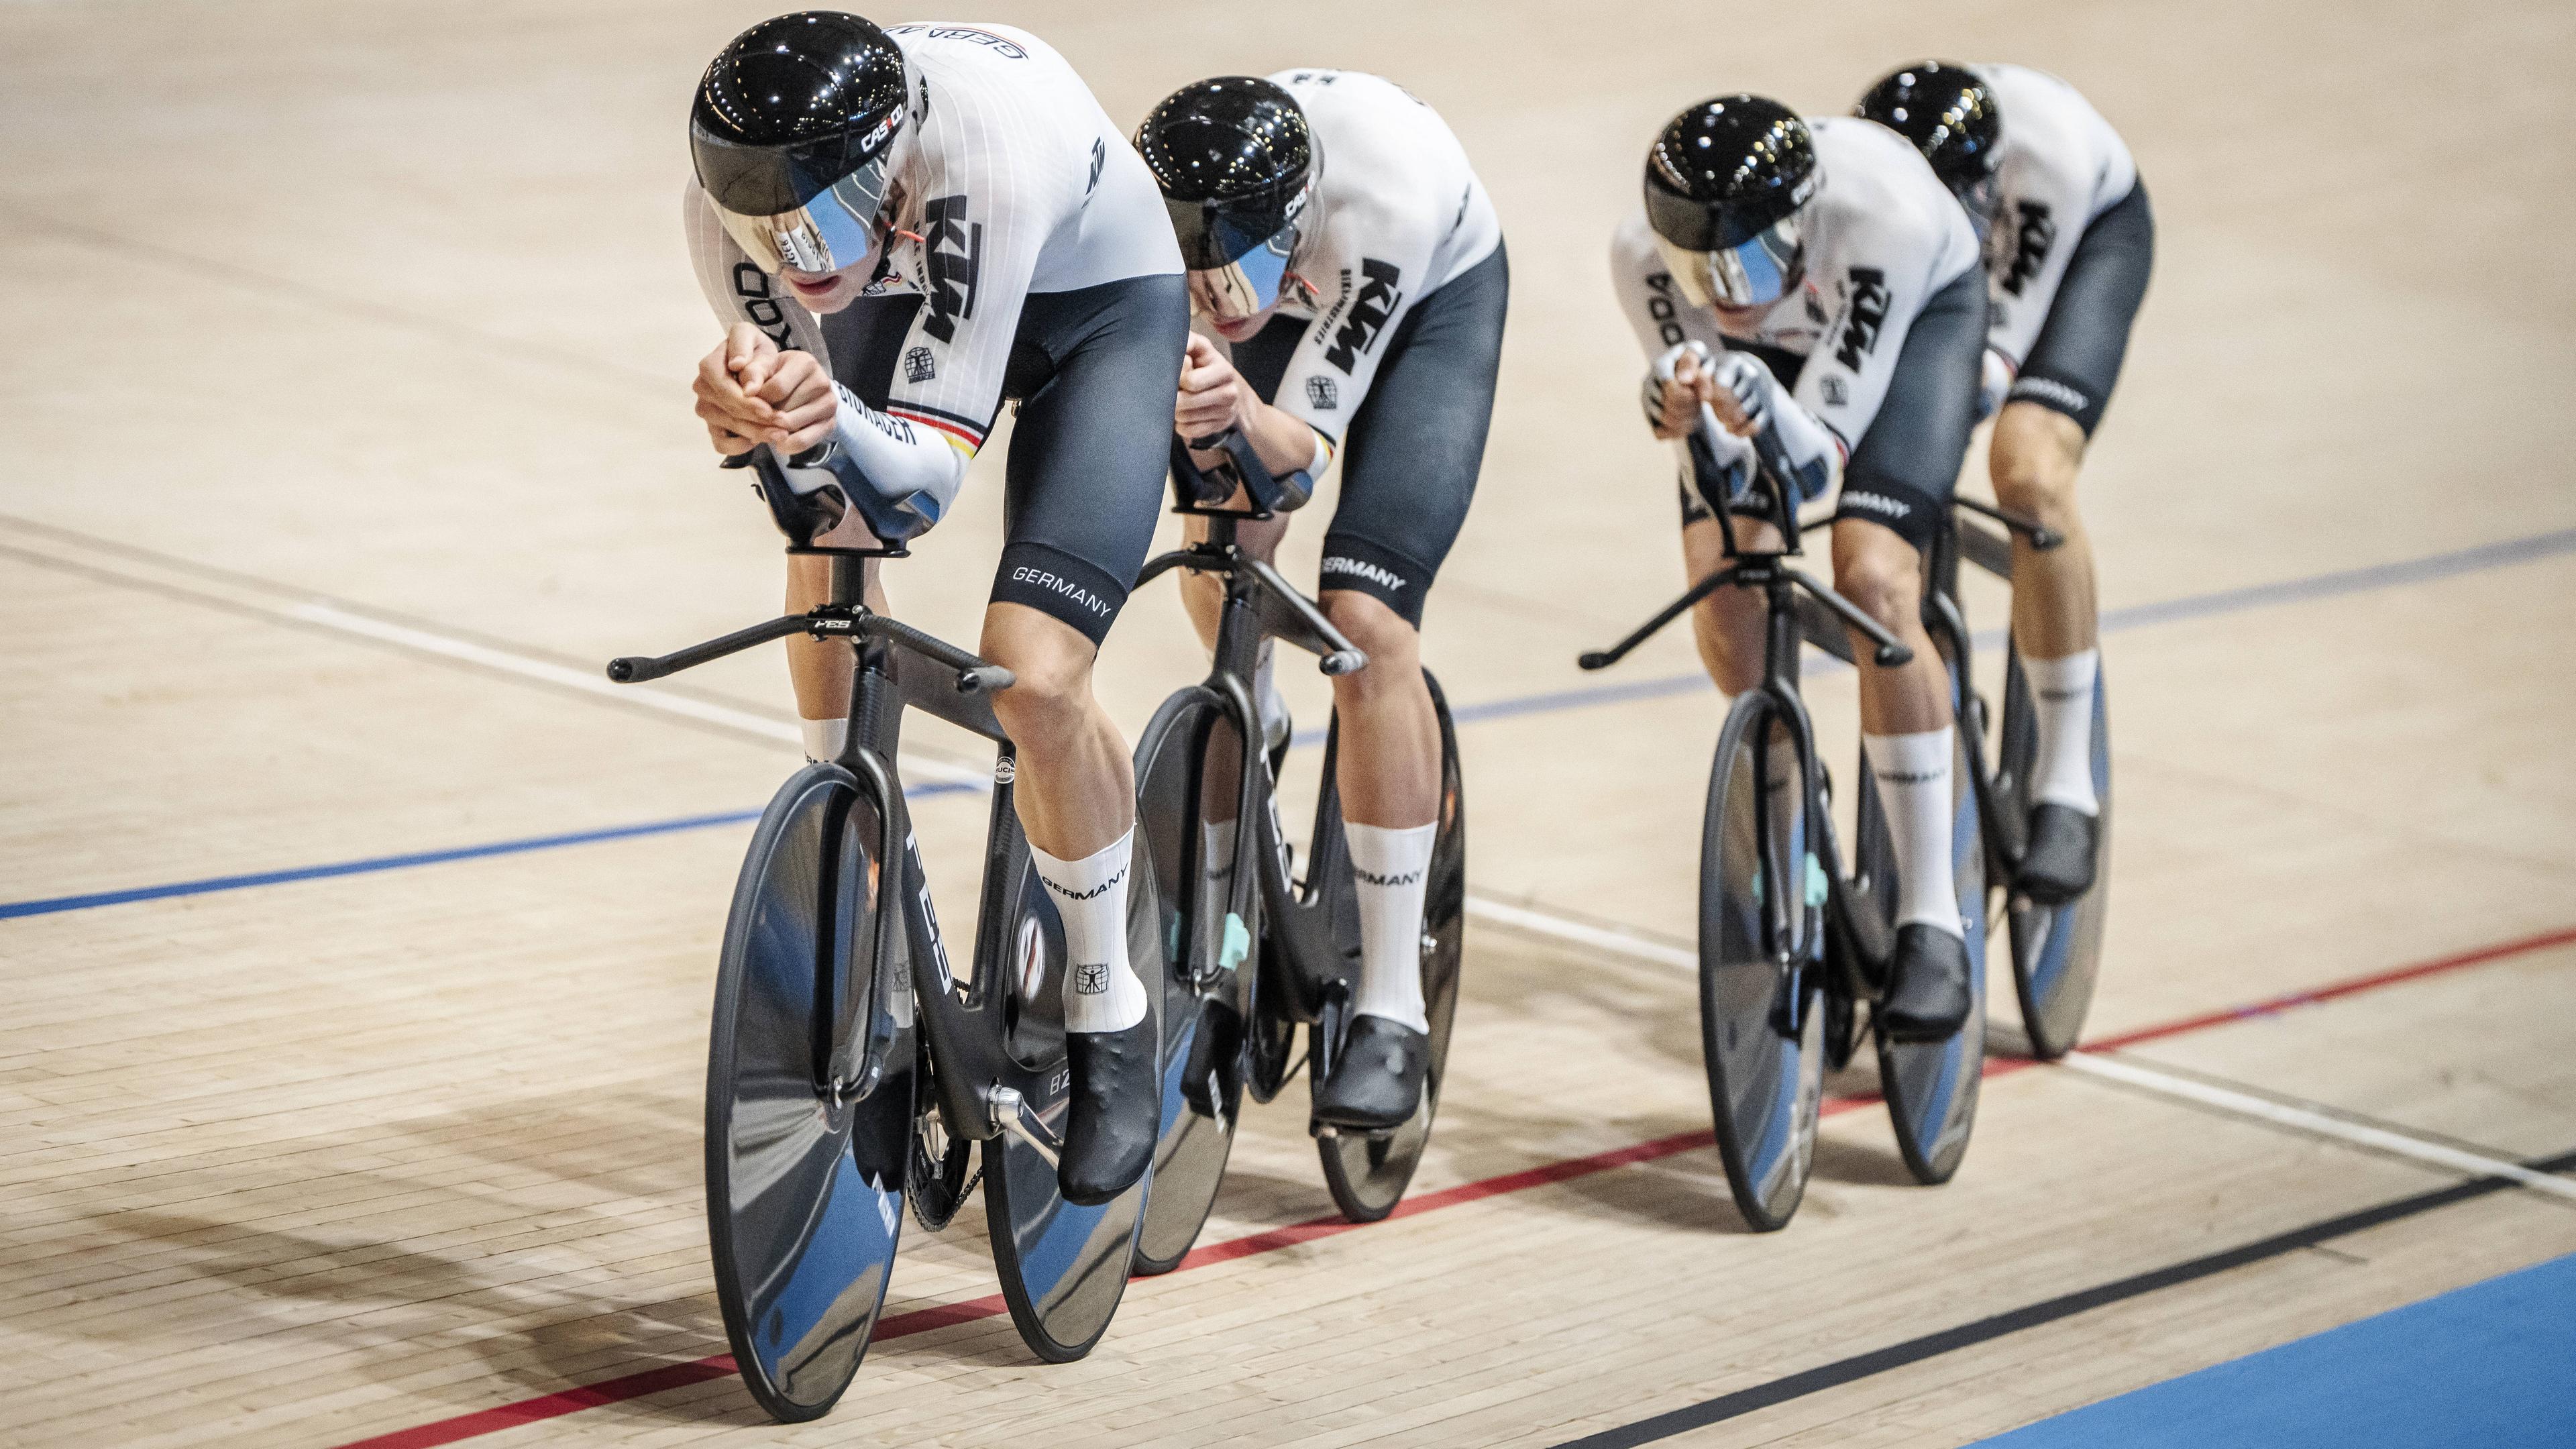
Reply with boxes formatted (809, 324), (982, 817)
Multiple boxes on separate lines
(1133, 71), (1507, 1127)
(1611, 96), (1987, 1039)
(1856, 62), (2153, 905)
(681, 11), (1190, 1204)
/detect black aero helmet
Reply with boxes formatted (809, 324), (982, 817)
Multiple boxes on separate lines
(1135, 76), (1315, 319)
(1644, 95), (1820, 309)
(1856, 62), (2002, 207)
(690, 11), (910, 274)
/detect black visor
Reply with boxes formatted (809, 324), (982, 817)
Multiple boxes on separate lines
(1165, 176), (1308, 270)
(692, 104), (904, 219)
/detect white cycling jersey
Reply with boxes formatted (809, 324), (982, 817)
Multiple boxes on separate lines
(685, 22), (1180, 462)
(1208, 68), (1503, 449)
(1611, 116), (1981, 465)
(1972, 63), (2139, 371)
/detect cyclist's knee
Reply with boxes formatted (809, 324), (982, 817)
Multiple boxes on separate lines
(1322, 592), (1420, 695)
(1989, 404), (2085, 519)
(981, 608), (1098, 743)
(1831, 528), (1925, 633)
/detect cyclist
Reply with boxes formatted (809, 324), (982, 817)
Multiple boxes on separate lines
(682, 11), (1187, 1204)
(1133, 71), (1506, 1128)
(1856, 61), (2150, 904)
(1611, 96), (1985, 1039)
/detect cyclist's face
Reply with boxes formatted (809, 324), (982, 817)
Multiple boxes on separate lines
(782, 261), (867, 315)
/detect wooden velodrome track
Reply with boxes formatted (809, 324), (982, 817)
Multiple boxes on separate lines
(5, 0), (2573, 1444)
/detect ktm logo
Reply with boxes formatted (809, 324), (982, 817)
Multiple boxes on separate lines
(2001, 200), (2056, 297)
(1833, 268), (1890, 370)
(1322, 259), (1404, 374)
(920, 195), (982, 343)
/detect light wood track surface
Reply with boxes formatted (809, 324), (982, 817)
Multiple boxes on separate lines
(3, 1), (2572, 1446)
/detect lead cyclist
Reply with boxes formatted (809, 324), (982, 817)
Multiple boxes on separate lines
(680, 11), (1188, 1205)
(1132, 70), (1508, 1129)
(1856, 61), (2154, 904)
(1611, 95), (1988, 1040)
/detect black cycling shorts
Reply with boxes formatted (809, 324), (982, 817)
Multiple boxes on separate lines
(1678, 266), (1984, 555)
(818, 273), (1191, 645)
(2009, 180), (2154, 437)
(1225, 244), (1508, 628)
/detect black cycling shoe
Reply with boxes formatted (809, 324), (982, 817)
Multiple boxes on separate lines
(1311, 1014), (1430, 1132)
(2018, 802), (2100, 906)
(1058, 1018), (1160, 1206)
(1878, 924), (1974, 1042)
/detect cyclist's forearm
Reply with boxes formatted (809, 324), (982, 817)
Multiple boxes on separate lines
(1238, 394), (1331, 480)
(816, 384), (972, 510)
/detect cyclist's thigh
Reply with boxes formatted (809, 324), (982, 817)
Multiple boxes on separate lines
(1323, 244), (1510, 628)
(990, 274), (1192, 646)
(1836, 265), (1984, 554)
(2010, 181), (2155, 437)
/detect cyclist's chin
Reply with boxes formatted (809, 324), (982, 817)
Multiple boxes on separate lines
(784, 268), (862, 314)
(1209, 311), (1271, 342)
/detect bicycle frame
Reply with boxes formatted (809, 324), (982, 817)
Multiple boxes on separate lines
(605, 453), (1072, 1165)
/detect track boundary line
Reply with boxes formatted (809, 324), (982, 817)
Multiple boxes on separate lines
(315, 920), (2576, 1449)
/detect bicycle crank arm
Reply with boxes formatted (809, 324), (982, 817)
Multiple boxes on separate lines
(984, 1085), (1061, 1168)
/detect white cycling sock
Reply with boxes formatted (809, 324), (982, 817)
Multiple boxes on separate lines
(2025, 649), (2100, 814)
(1032, 830), (1147, 1034)
(1346, 820), (1436, 1032)
(800, 716), (848, 763)
(1864, 728), (1964, 939)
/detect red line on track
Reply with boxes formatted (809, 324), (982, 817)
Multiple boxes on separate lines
(326, 921), (2576, 1448)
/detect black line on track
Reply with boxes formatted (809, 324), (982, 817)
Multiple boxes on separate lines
(1548, 1148), (2576, 1448)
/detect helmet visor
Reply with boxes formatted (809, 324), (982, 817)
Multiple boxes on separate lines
(1185, 219), (1296, 321)
(1652, 214), (1803, 310)
(708, 152), (895, 276)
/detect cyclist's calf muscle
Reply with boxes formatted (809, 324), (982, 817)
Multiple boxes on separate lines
(1988, 400), (2099, 659)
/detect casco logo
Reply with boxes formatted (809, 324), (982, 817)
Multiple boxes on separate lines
(889, 24), (1026, 58)
(856, 109), (902, 160)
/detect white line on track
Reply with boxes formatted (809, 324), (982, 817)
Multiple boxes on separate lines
(1457, 895), (2576, 1200)
(3, 520), (992, 790)
(2059, 1051), (2576, 1200)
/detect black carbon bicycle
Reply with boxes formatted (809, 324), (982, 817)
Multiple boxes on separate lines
(1124, 432), (1468, 1270)
(604, 449), (1163, 1421)
(1579, 439), (1987, 1232)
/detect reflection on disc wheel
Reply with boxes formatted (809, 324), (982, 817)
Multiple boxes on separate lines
(706, 764), (912, 1423)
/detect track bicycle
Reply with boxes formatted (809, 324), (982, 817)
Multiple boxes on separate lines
(1578, 437), (1987, 1231)
(604, 449), (1165, 1421)
(1124, 431), (1468, 1269)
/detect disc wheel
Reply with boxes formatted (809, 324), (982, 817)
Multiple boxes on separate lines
(1859, 650), (1989, 1186)
(980, 846), (1165, 1360)
(1129, 688), (1252, 1275)
(1998, 644), (2112, 1059)
(1697, 692), (1827, 1232)
(1315, 671), (1467, 1224)
(706, 763), (912, 1423)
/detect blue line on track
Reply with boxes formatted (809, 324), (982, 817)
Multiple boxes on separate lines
(9, 527), (2572, 923)
(1974, 1252), (2576, 1448)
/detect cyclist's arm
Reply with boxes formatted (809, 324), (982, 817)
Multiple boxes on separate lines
(1609, 211), (1758, 500)
(1261, 193), (1447, 478)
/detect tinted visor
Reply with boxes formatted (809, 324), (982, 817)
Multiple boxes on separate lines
(1185, 218), (1296, 320)
(1652, 213), (1803, 310)
(707, 154), (894, 275)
